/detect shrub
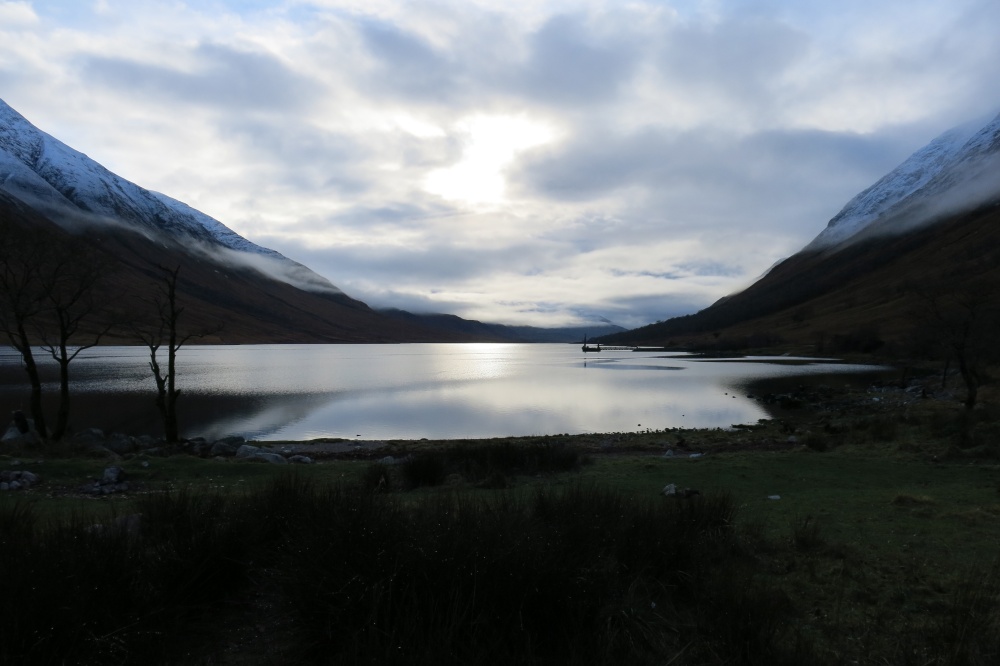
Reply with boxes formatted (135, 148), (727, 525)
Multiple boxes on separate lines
(400, 451), (447, 488)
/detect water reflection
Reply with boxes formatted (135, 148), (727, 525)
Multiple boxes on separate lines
(0, 344), (888, 441)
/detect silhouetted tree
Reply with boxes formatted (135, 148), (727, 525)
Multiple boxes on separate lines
(0, 215), (50, 437)
(0, 213), (115, 440)
(134, 265), (219, 442)
(911, 279), (999, 409)
(34, 247), (116, 439)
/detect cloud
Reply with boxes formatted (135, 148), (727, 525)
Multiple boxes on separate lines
(513, 14), (642, 106)
(0, 1), (37, 26)
(2, 0), (999, 329)
(81, 42), (316, 112)
(357, 19), (462, 102)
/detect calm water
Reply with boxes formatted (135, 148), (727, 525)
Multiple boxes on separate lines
(0, 344), (889, 441)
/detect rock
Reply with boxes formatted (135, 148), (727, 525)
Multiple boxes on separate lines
(79, 467), (130, 494)
(768, 495), (781, 500)
(6, 470), (40, 486)
(2, 424), (40, 446)
(102, 466), (125, 484)
(210, 439), (242, 457)
(235, 444), (262, 459)
(11, 410), (30, 433)
(662, 449), (675, 458)
(2, 411), (40, 446)
(688, 453), (703, 459)
(288, 455), (313, 464)
(661, 483), (700, 498)
(72, 428), (106, 445)
(235, 444), (287, 464)
(106, 433), (136, 455)
(83, 445), (121, 460)
(215, 435), (246, 448)
(0, 482), (7, 491)
(135, 435), (158, 449)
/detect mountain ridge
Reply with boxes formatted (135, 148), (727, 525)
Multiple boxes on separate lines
(604, 111), (1000, 352)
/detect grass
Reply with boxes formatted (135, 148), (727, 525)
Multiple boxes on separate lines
(1, 398), (999, 664)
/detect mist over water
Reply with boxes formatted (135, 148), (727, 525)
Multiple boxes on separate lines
(0, 344), (889, 441)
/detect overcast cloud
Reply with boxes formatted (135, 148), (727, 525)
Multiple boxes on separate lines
(1, 0), (999, 328)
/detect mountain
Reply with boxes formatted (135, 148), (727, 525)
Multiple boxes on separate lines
(807, 111), (1000, 251)
(379, 309), (626, 343)
(0, 99), (492, 343)
(604, 112), (1000, 353)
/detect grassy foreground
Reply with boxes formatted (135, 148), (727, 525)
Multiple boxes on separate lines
(1, 385), (999, 664)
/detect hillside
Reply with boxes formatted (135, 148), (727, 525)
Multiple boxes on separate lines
(604, 111), (1000, 355)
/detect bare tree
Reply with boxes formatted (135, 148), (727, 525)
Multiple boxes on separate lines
(134, 265), (220, 442)
(34, 248), (116, 440)
(0, 213), (116, 440)
(911, 278), (999, 410)
(0, 216), (50, 438)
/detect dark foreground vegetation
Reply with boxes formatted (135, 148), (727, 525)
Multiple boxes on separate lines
(2, 381), (1000, 665)
(2, 475), (782, 665)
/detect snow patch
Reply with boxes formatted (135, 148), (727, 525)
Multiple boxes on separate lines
(0, 97), (343, 295)
(805, 111), (1000, 251)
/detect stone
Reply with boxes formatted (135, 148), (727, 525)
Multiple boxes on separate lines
(288, 455), (313, 464)
(72, 428), (106, 445)
(768, 495), (781, 500)
(661, 483), (700, 498)
(235, 444), (262, 459)
(106, 433), (136, 455)
(688, 453), (703, 459)
(235, 444), (287, 464)
(16, 470), (39, 486)
(662, 449), (675, 458)
(102, 466), (125, 485)
(2, 424), (40, 446)
(210, 439), (242, 457)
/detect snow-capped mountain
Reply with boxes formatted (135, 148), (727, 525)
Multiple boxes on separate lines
(806, 111), (1000, 250)
(0, 98), (339, 295)
(605, 110), (1000, 350)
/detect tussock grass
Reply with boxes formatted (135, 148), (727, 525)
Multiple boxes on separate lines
(0, 476), (807, 665)
(395, 441), (586, 490)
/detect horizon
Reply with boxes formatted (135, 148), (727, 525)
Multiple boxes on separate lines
(2, 0), (999, 329)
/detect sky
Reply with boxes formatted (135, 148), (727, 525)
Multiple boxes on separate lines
(1, 0), (999, 329)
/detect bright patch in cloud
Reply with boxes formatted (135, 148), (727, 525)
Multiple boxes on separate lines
(424, 115), (556, 206)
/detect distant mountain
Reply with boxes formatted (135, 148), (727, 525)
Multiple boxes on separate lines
(604, 112), (1000, 352)
(0, 99), (485, 343)
(379, 309), (626, 343)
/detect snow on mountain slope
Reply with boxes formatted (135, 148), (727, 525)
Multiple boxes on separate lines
(806, 111), (1000, 251)
(0, 98), (341, 294)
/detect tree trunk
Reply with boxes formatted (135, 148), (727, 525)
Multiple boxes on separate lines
(957, 354), (979, 410)
(16, 324), (47, 439)
(52, 351), (71, 441)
